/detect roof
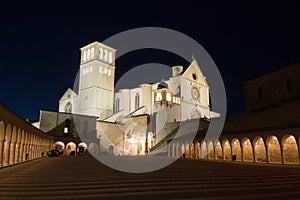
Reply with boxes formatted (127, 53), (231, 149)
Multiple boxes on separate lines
(243, 59), (300, 82)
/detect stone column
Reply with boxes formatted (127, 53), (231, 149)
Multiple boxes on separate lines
(9, 141), (16, 165)
(19, 143), (24, 162)
(0, 140), (4, 166)
(3, 140), (10, 166)
(14, 142), (20, 163)
(24, 143), (28, 161)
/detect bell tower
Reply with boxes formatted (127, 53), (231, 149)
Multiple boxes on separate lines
(78, 41), (116, 119)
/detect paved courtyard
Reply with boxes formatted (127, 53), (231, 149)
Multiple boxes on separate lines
(0, 156), (300, 199)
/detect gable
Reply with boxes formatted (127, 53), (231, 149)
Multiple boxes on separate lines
(182, 59), (208, 87)
(59, 88), (78, 101)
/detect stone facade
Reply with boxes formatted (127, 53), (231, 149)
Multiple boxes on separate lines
(54, 41), (219, 156)
(243, 61), (300, 113)
(168, 60), (300, 165)
(0, 103), (53, 167)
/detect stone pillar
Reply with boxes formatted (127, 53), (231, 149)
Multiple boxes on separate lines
(252, 143), (256, 163)
(3, 140), (10, 166)
(28, 144), (32, 160)
(9, 141), (16, 165)
(19, 143), (24, 162)
(0, 140), (4, 166)
(14, 143), (20, 163)
(24, 144), (28, 161)
(280, 142), (284, 164)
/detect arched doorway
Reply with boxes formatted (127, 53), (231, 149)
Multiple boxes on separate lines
(185, 142), (190, 158)
(231, 138), (242, 161)
(108, 145), (114, 156)
(200, 141), (207, 159)
(147, 132), (154, 152)
(78, 142), (87, 156)
(215, 141), (223, 160)
(176, 142), (180, 157)
(207, 141), (214, 160)
(88, 143), (99, 157)
(282, 134), (299, 164)
(267, 136), (282, 164)
(242, 138), (253, 162)
(195, 141), (200, 159)
(66, 142), (76, 156)
(253, 137), (267, 163)
(222, 139), (231, 160)
(181, 143), (185, 158)
(190, 143), (195, 158)
(54, 141), (65, 156)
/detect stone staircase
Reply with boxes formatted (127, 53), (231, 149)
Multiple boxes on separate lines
(0, 156), (300, 199)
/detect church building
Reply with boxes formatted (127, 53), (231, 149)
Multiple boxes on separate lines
(40, 41), (219, 156)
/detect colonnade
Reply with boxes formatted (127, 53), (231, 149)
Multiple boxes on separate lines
(0, 121), (53, 167)
(168, 134), (300, 165)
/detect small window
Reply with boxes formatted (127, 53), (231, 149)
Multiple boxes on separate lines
(192, 73), (197, 80)
(115, 98), (120, 113)
(104, 49), (108, 62)
(286, 78), (292, 92)
(64, 119), (70, 136)
(156, 92), (162, 101)
(87, 49), (91, 60)
(103, 68), (108, 74)
(99, 47), (103, 60)
(135, 93), (140, 110)
(91, 47), (95, 59)
(64, 127), (69, 134)
(258, 87), (263, 100)
(83, 51), (87, 62)
(166, 93), (172, 101)
(108, 52), (113, 64)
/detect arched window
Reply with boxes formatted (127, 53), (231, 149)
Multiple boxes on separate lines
(156, 92), (162, 101)
(64, 102), (72, 113)
(99, 47), (103, 60)
(135, 93), (140, 110)
(115, 98), (120, 113)
(87, 49), (91, 60)
(286, 78), (292, 92)
(108, 51), (113, 64)
(166, 93), (172, 101)
(104, 49), (108, 62)
(258, 87), (263, 100)
(91, 47), (95, 59)
(83, 51), (87, 62)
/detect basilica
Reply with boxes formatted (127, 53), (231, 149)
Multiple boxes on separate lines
(36, 41), (219, 156)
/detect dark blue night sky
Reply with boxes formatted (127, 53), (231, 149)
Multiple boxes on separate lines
(0, 1), (300, 119)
